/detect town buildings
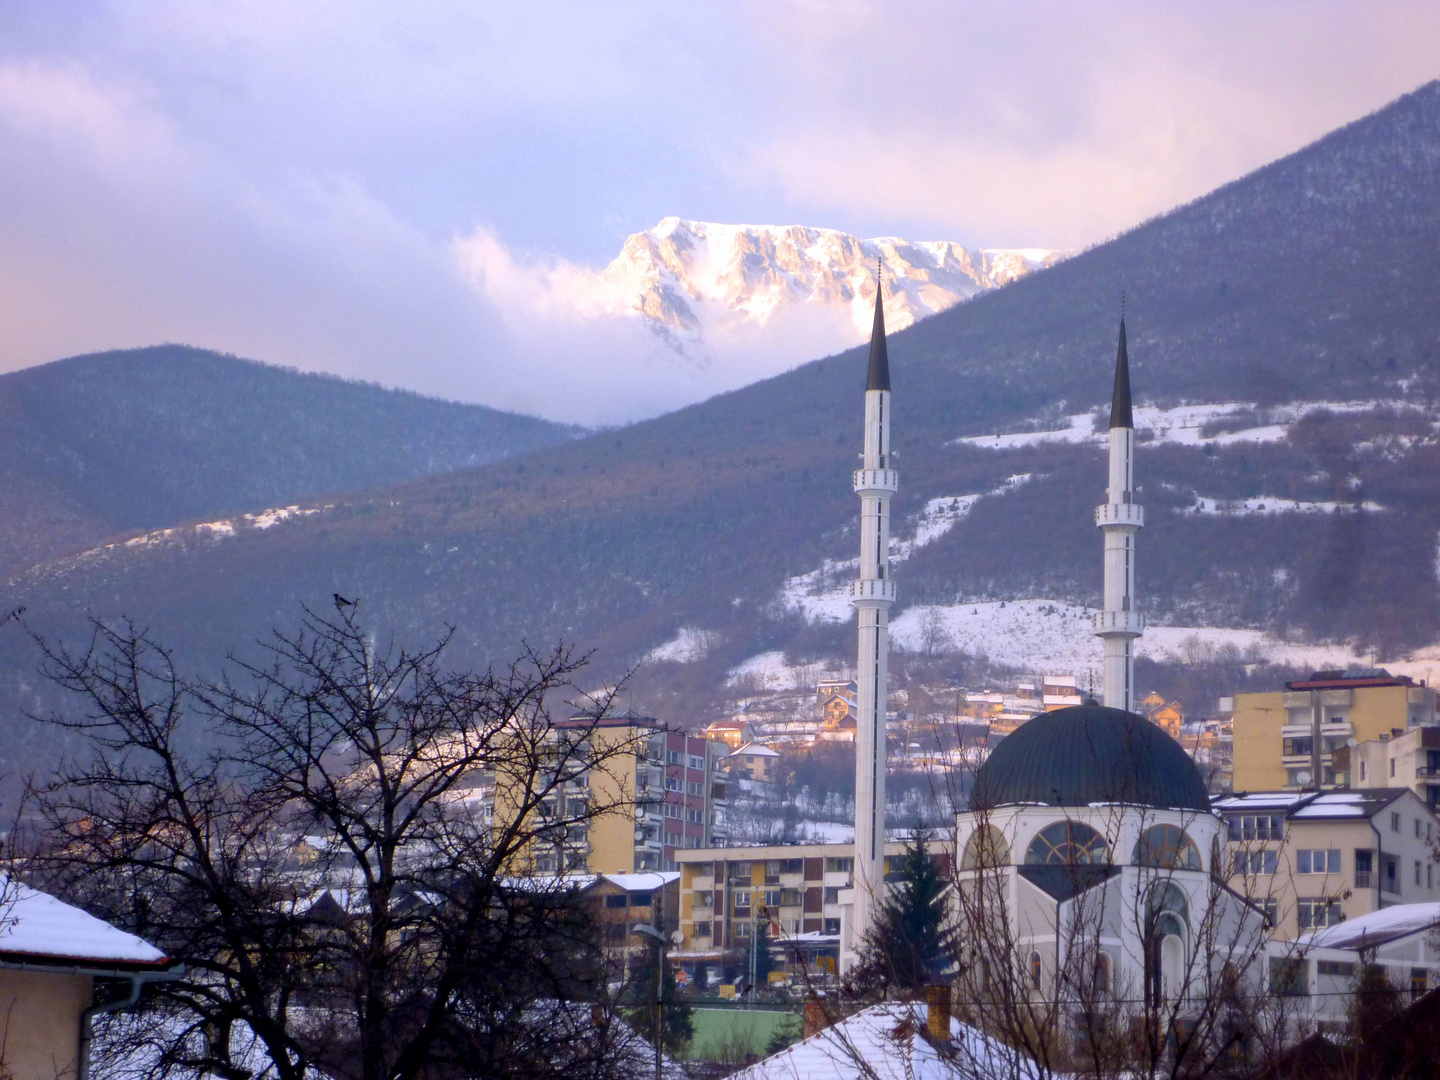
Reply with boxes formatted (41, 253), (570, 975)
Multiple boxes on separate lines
(1213, 788), (1440, 939)
(493, 713), (729, 875)
(1231, 668), (1438, 792)
(1341, 724), (1440, 810)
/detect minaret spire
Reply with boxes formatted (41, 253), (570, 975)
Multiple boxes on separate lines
(845, 267), (897, 973)
(1094, 315), (1144, 712)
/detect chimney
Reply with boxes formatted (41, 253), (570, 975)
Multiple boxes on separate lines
(802, 996), (829, 1038)
(925, 983), (951, 1041)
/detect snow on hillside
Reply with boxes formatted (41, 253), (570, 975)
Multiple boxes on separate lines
(952, 400), (1393, 451)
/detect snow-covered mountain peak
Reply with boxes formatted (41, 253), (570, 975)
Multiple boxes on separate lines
(598, 218), (1067, 348)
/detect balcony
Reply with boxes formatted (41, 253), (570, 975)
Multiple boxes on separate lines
(1092, 610), (1145, 636)
(1417, 766), (1440, 778)
(849, 578), (897, 604)
(1355, 871), (1373, 888)
(852, 468), (899, 494)
(1094, 502), (1144, 528)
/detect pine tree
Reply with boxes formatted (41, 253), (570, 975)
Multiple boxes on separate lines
(751, 916), (777, 988)
(625, 915), (695, 1054)
(857, 831), (955, 994)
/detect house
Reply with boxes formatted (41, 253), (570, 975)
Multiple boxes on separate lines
(0, 878), (174, 1080)
(726, 742), (781, 783)
(821, 691), (857, 732)
(580, 871), (680, 980)
(1141, 691), (1183, 739)
(728, 997), (1039, 1080)
(704, 719), (757, 750)
(1213, 788), (1440, 939)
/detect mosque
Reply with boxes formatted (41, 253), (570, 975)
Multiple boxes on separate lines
(841, 283), (1268, 1007)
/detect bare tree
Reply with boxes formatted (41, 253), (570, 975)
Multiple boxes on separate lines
(19, 606), (654, 1080)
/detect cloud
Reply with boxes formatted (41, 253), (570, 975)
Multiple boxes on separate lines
(0, 2), (1436, 424)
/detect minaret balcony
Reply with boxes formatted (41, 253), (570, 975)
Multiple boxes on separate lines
(1092, 610), (1145, 636)
(1094, 502), (1144, 528)
(853, 468), (899, 494)
(850, 578), (897, 604)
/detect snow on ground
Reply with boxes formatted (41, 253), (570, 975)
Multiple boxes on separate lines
(1185, 495), (1384, 516)
(777, 476), (1032, 624)
(887, 598), (1368, 673)
(644, 626), (718, 664)
(951, 400), (1392, 452)
(122, 505), (325, 550)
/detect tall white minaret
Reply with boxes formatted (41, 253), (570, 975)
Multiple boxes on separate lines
(1093, 317), (1144, 711)
(850, 274), (895, 960)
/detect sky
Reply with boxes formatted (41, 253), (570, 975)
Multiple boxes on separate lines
(1, 2), (1438, 424)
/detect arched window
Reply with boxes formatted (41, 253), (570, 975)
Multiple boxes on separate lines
(961, 825), (1011, 869)
(1029, 951), (1043, 989)
(1132, 824), (1202, 870)
(1093, 951), (1111, 994)
(1025, 821), (1110, 865)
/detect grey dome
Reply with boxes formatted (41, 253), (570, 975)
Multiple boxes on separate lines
(970, 705), (1209, 811)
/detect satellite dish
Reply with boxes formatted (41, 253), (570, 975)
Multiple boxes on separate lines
(671, 930), (684, 945)
(1295, 770), (1312, 786)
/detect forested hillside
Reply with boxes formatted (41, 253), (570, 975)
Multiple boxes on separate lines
(0, 345), (582, 572)
(5, 84), (1440, 773)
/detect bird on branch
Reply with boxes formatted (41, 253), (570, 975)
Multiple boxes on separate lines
(333, 594), (356, 611)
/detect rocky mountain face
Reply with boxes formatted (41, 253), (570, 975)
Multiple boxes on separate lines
(597, 217), (1065, 354)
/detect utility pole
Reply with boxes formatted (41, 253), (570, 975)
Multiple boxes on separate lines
(633, 922), (680, 1080)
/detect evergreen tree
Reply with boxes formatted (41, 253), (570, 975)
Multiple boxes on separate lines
(857, 830), (955, 995)
(625, 914), (695, 1054)
(751, 916), (778, 988)
(764, 1013), (803, 1056)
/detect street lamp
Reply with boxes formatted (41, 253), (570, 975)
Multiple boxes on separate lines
(632, 922), (682, 1080)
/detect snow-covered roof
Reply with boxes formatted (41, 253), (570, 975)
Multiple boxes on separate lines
(729, 1001), (1039, 1080)
(0, 878), (169, 969)
(732, 742), (781, 758)
(1297, 902), (1440, 951)
(599, 872), (679, 892)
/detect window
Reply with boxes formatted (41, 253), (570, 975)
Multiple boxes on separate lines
(1029, 951), (1043, 989)
(780, 859), (804, 874)
(1297, 900), (1344, 928)
(1391, 759), (1397, 777)
(1360, 762), (1366, 781)
(694, 891), (713, 908)
(665, 831), (682, 846)
(825, 857), (853, 873)
(1093, 952), (1111, 994)
(1392, 811), (1401, 832)
(1234, 850), (1278, 876)
(823, 887), (841, 904)
(1417, 819), (1423, 838)
(687, 781), (702, 796)
(688, 754), (705, 769)
(1355, 850), (1374, 887)
(1270, 958), (1307, 997)
(1296, 850), (1341, 875)
(631, 892), (652, 907)
(1133, 825), (1201, 870)
(1262, 901), (1278, 929)
(693, 921), (711, 939)
(1227, 814), (1284, 841)
(733, 890), (751, 910)
(1412, 969), (1429, 1000)
(1416, 860), (1423, 887)
(1283, 737), (1313, 756)
(961, 825), (1011, 869)
(686, 808), (704, 824)
(1026, 822), (1110, 865)
(605, 895), (627, 909)
(665, 777), (683, 791)
(1318, 960), (1355, 977)
(823, 918), (841, 934)
(664, 803), (681, 818)
(764, 890), (782, 907)
(667, 750), (682, 764)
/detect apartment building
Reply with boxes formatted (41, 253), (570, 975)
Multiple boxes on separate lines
(1214, 788), (1440, 939)
(672, 840), (951, 980)
(1342, 725), (1440, 810)
(494, 713), (729, 875)
(1231, 669), (1437, 792)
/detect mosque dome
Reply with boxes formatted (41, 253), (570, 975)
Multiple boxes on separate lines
(970, 704), (1210, 811)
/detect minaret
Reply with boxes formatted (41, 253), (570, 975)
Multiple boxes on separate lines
(851, 272), (896, 959)
(1093, 317), (1144, 711)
